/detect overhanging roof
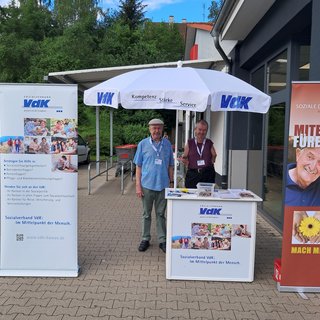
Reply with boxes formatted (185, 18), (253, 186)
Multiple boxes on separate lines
(213, 0), (276, 40)
(46, 59), (224, 93)
(187, 23), (213, 32)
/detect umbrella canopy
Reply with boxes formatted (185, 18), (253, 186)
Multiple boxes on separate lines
(84, 64), (272, 189)
(84, 66), (271, 113)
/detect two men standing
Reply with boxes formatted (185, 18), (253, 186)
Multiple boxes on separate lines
(134, 119), (174, 253)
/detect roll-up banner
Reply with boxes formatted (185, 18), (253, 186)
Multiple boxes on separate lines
(279, 82), (320, 292)
(0, 84), (78, 277)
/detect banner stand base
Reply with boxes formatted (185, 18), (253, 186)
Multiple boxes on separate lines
(0, 269), (79, 277)
(277, 282), (320, 293)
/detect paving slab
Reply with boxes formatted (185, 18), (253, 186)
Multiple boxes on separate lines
(0, 164), (318, 320)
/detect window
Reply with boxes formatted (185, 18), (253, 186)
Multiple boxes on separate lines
(251, 66), (265, 91)
(263, 103), (285, 225)
(298, 45), (310, 81)
(267, 51), (287, 94)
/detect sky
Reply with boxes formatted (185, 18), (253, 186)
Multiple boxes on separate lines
(0, 0), (214, 23)
(115, 0), (214, 23)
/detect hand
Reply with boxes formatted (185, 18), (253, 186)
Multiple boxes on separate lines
(136, 184), (144, 198)
(309, 211), (320, 243)
(313, 211), (320, 221)
(309, 234), (320, 244)
(178, 155), (188, 166)
(292, 211), (308, 243)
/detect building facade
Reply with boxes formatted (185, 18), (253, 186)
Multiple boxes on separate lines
(212, 0), (320, 230)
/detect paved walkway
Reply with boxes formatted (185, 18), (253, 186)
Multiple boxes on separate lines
(0, 165), (319, 320)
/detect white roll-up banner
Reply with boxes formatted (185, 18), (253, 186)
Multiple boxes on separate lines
(0, 84), (78, 277)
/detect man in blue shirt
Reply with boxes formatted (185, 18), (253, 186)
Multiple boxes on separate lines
(134, 119), (174, 253)
(285, 147), (320, 206)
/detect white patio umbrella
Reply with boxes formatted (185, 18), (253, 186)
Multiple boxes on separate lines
(84, 61), (271, 187)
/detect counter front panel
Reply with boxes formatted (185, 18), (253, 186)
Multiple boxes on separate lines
(166, 190), (261, 282)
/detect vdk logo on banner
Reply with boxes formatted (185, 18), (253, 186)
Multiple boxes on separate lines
(200, 207), (222, 215)
(24, 99), (50, 108)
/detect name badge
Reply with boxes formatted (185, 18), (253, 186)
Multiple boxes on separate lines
(155, 159), (162, 165)
(197, 160), (205, 166)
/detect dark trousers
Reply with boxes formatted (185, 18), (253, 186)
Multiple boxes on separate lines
(185, 166), (215, 189)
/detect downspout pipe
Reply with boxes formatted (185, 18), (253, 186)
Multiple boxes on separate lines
(210, 0), (235, 189)
(211, 29), (232, 72)
(213, 27), (231, 190)
(210, 0), (235, 72)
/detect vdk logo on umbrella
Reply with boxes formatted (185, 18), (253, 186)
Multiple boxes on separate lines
(220, 95), (253, 110)
(97, 91), (115, 105)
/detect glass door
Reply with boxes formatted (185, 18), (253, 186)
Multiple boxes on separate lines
(263, 103), (285, 225)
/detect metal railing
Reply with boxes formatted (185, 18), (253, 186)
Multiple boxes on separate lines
(87, 158), (134, 195)
(87, 158), (115, 195)
(120, 159), (134, 195)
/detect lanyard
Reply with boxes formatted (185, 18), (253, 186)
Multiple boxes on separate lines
(195, 138), (206, 158)
(149, 137), (163, 157)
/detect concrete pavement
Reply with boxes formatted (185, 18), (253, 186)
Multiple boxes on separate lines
(0, 165), (319, 320)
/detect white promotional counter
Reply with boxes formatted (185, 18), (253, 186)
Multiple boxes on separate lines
(165, 188), (262, 282)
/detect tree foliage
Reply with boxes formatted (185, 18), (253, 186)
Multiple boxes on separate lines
(118, 0), (147, 30)
(52, 0), (100, 29)
(0, 0), (185, 156)
(208, 0), (223, 22)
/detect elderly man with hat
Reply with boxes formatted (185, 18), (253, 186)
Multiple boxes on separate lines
(133, 118), (174, 253)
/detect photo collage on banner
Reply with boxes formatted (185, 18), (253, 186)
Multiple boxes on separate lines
(281, 82), (320, 289)
(171, 222), (251, 251)
(23, 118), (78, 172)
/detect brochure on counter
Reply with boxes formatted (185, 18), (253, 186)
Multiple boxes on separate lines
(166, 188), (257, 199)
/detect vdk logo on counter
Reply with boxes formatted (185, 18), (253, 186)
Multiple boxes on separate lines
(97, 91), (115, 105)
(24, 99), (50, 108)
(220, 95), (252, 110)
(200, 207), (222, 215)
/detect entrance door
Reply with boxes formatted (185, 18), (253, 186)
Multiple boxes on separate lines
(263, 103), (285, 226)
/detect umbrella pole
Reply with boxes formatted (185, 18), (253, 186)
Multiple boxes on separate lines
(173, 60), (183, 189)
(174, 110), (178, 189)
(110, 108), (113, 167)
(96, 106), (100, 174)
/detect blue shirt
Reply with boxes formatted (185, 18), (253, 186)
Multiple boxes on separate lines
(24, 121), (36, 136)
(134, 137), (174, 191)
(285, 163), (320, 206)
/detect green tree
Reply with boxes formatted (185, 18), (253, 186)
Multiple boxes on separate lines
(208, 0), (223, 22)
(0, 1), (57, 40)
(0, 0), (183, 154)
(97, 20), (184, 67)
(118, 0), (147, 30)
(142, 22), (184, 62)
(0, 0), (54, 82)
(97, 21), (134, 67)
(0, 35), (38, 82)
(28, 19), (100, 82)
(53, 0), (100, 29)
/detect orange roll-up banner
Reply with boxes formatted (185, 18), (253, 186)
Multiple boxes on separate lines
(279, 82), (320, 292)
